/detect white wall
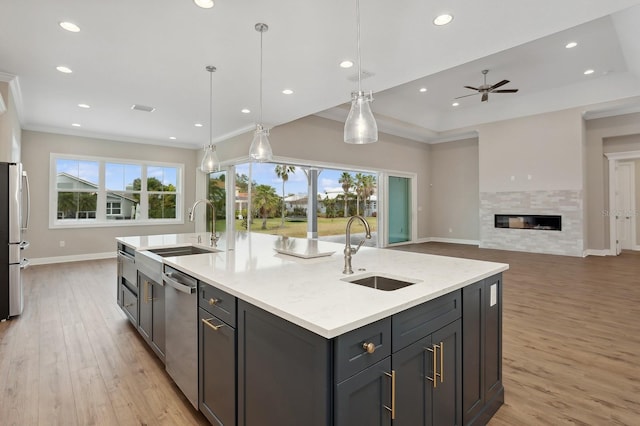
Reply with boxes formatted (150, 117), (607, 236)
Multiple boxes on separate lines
(478, 108), (584, 192)
(0, 81), (21, 162)
(428, 138), (479, 241)
(22, 131), (198, 260)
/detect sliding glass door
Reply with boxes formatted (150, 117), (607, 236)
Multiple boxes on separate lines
(388, 176), (411, 244)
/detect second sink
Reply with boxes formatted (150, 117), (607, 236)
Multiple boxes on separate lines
(342, 274), (420, 291)
(149, 245), (219, 257)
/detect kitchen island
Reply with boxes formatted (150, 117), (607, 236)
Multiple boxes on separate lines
(116, 231), (508, 426)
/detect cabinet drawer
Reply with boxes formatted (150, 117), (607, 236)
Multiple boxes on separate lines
(334, 317), (391, 383)
(118, 244), (137, 284)
(392, 289), (461, 352)
(199, 283), (236, 327)
(121, 284), (138, 325)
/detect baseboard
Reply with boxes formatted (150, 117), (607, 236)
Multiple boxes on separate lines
(583, 249), (613, 257)
(29, 251), (116, 266)
(634, 245), (640, 251)
(424, 237), (480, 246)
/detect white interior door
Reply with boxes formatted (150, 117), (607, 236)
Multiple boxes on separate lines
(615, 162), (634, 252)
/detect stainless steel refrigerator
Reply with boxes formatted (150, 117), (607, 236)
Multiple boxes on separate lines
(1, 162), (30, 320)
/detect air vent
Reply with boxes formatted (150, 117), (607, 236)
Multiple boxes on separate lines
(347, 70), (375, 82)
(131, 104), (156, 112)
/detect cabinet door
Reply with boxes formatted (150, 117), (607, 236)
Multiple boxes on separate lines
(335, 357), (393, 426)
(394, 336), (431, 426)
(138, 273), (153, 341)
(462, 280), (484, 423)
(431, 320), (462, 426)
(151, 281), (165, 358)
(199, 308), (236, 426)
(237, 301), (330, 426)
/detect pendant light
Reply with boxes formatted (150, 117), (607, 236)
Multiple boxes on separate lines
(201, 65), (220, 173)
(249, 23), (274, 162)
(344, 0), (378, 144)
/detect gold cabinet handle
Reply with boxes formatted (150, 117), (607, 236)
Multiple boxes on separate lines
(202, 317), (226, 331)
(208, 297), (219, 306)
(424, 345), (440, 388)
(439, 341), (444, 384)
(362, 342), (376, 354)
(383, 370), (396, 420)
(124, 303), (135, 308)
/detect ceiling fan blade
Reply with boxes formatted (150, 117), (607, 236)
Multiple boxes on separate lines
(454, 93), (481, 99)
(493, 89), (519, 93)
(490, 79), (509, 90)
(481, 92), (488, 102)
(463, 85), (479, 91)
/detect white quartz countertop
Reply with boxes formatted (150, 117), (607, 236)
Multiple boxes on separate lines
(117, 232), (508, 338)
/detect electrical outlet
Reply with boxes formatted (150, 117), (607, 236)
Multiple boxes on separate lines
(59, 240), (65, 247)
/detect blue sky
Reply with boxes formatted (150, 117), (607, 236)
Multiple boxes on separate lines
(56, 159), (177, 190)
(235, 163), (376, 196)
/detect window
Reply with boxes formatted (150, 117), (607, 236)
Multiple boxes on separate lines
(50, 154), (184, 228)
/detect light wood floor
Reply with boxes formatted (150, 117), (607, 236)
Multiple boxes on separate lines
(1, 244), (638, 425)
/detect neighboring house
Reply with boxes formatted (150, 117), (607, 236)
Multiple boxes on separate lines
(56, 172), (138, 220)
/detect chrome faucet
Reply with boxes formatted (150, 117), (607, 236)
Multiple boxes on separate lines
(343, 215), (372, 274)
(188, 199), (219, 247)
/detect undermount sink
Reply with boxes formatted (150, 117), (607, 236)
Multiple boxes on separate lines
(148, 245), (219, 257)
(341, 274), (420, 291)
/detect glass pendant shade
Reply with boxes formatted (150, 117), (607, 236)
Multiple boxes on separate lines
(201, 144), (219, 173)
(344, 91), (378, 144)
(249, 124), (272, 162)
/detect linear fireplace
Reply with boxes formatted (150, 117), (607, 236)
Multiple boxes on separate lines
(494, 214), (561, 231)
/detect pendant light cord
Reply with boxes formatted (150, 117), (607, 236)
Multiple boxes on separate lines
(259, 29), (264, 124)
(209, 69), (213, 147)
(356, 0), (362, 93)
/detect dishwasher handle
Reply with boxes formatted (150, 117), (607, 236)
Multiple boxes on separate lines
(163, 272), (196, 294)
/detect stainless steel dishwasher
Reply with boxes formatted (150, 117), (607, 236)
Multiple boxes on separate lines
(163, 265), (198, 409)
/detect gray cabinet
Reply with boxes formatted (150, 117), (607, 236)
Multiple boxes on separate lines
(117, 243), (138, 326)
(199, 284), (236, 426)
(237, 300), (331, 426)
(335, 357), (393, 426)
(138, 271), (165, 360)
(394, 320), (462, 426)
(335, 291), (462, 426)
(462, 274), (503, 426)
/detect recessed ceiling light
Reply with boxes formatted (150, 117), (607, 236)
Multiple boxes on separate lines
(71, 123), (81, 127)
(241, 108), (251, 114)
(340, 60), (354, 68)
(419, 87), (427, 93)
(77, 103), (90, 109)
(169, 136), (177, 140)
(584, 69), (595, 75)
(59, 21), (80, 32)
(193, 0), (214, 9)
(194, 123), (203, 127)
(565, 42), (578, 49)
(433, 14), (453, 26)
(452, 102), (459, 107)
(282, 89), (293, 95)
(56, 66), (73, 74)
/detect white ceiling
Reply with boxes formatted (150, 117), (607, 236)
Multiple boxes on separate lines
(2, 0), (640, 148)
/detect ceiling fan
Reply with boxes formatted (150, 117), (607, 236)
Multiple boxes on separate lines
(456, 69), (518, 102)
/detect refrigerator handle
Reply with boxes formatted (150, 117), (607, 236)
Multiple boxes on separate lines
(22, 170), (30, 230)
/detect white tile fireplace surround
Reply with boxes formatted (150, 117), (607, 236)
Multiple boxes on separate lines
(480, 190), (583, 256)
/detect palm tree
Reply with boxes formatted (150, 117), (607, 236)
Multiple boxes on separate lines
(338, 172), (353, 217)
(362, 174), (376, 216)
(274, 164), (296, 225)
(253, 184), (279, 230)
(354, 173), (366, 216)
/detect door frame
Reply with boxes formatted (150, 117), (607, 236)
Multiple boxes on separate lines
(605, 150), (640, 254)
(379, 171), (418, 248)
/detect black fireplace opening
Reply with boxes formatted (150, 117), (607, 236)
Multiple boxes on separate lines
(494, 214), (562, 231)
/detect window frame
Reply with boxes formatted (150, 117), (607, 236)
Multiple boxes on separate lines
(49, 153), (184, 229)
